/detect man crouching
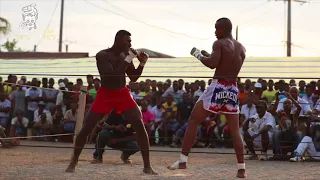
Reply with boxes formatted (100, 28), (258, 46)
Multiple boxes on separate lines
(91, 110), (139, 164)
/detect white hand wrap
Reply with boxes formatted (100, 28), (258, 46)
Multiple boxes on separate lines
(190, 47), (204, 61)
(124, 51), (136, 63)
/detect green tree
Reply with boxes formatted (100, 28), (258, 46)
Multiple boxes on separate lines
(1, 39), (22, 52)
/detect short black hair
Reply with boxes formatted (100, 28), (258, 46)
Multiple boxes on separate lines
(86, 74), (93, 79)
(216, 17), (232, 33)
(115, 30), (131, 40)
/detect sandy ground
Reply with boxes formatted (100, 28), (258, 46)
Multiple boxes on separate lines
(0, 141), (319, 180)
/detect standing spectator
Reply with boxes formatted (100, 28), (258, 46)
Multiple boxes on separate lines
(86, 75), (94, 91)
(43, 78), (58, 110)
(261, 80), (277, 104)
(0, 90), (11, 128)
(56, 82), (67, 114)
(184, 83), (190, 94)
(178, 79), (184, 91)
(3, 74), (13, 95)
(42, 78), (48, 88)
(302, 84), (314, 109)
(299, 80), (306, 98)
(25, 78), (42, 125)
(11, 80), (26, 117)
(244, 79), (251, 93)
(89, 81), (101, 101)
(194, 80), (206, 98)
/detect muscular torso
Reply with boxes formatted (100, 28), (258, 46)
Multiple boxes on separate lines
(97, 49), (127, 90)
(213, 38), (245, 81)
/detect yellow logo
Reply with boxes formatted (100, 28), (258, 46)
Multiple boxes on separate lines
(43, 28), (56, 40)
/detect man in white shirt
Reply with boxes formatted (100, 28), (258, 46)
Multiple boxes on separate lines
(162, 81), (185, 104)
(276, 86), (312, 116)
(302, 84), (314, 109)
(243, 100), (276, 160)
(240, 96), (257, 121)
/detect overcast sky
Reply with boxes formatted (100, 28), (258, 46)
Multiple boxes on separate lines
(1, 0), (319, 57)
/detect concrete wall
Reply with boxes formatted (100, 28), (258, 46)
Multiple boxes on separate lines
(0, 52), (89, 59)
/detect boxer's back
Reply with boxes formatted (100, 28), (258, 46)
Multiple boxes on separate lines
(213, 38), (246, 81)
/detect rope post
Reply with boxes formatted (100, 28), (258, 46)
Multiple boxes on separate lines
(72, 86), (87, 150)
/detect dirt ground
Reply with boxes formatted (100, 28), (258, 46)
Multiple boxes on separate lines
(0, 141), (319, 180)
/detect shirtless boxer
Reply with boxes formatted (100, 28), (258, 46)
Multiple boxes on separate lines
(168, 18), (247, 178)
(66, 30), (157, 175)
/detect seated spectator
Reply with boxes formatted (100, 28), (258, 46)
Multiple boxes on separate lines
(91, 110), (139, 164)
(33, 113), (52, 140)
(243, 100), (276, 160)
(240, 95), (257, 122)
(52, 105), (64, 142)
(177, 92), (194, 125)
(10, 110), (29, 138)
(162, 80), (184, 104)
(0, 90), (11, 128)
(161, 94), (179, 145)
(131, 82), (144, 102)
(277, 86), (312, 116)
(272, 91), (302, 159)
(213, 115), (228, 147)
(169, 122), (204, 148)
(193, 80), (205, 98)
(198, 114), (217, 147)
(34, 101), (52, 123)
(290, 135), (320, 162)
(56, 82), (67, 114)
(141, 100), (155, 141)
(63, 101), (77, 133)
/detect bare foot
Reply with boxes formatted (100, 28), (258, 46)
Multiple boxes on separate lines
(65, 161), (77, 173)
(143, 166), (158, 175)
(167, 161), (187, 170)
(237, 169), (247, 178)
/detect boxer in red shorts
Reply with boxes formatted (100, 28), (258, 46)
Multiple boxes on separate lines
(66, 30), (157, 175)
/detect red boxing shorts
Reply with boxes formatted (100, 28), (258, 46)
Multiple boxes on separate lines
(197, 79), (239, 114)
(90, 87), (137, 114)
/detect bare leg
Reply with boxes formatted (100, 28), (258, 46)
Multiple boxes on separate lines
(65, 110), (105, 172)
(225, 114), (246, 178)
(168, 100), (211, 170)
(122, 107), (157, 175)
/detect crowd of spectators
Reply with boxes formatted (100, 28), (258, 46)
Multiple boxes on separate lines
(0, 74), (320, 161)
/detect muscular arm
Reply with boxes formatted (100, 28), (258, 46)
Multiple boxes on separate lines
(126, 62), (144, 82)
(96, 51), (129, 75)
(200, 41), (222, 69)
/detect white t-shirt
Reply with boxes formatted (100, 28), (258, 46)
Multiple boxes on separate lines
(11, 117), (29, 127)
(249, 112), (276, 132)
(240, 104), (257, 121)
(276, 97), (311, 116)
(151, 105), (163, 123)
(0, 99), (11, 118)
(34, 109), (52, 123)
(25, 88), (43, 111)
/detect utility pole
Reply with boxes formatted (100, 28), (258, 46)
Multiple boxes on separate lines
(58, 0), (65, 52)
(270, 0), (310, 57)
